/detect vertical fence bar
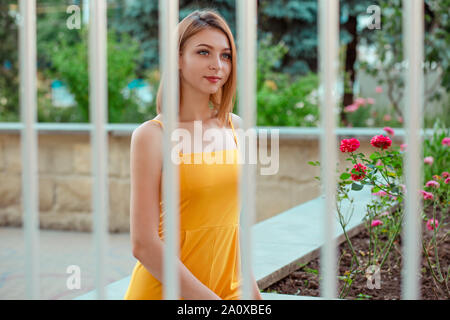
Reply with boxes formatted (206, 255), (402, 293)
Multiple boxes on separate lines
(159, 0), (180, 300)
(401, 0), (424, 300)
(88, 0), (109, 300)
(318, 0), (339, 299)
(19, 0), (39, 300)
(237, 0), (257, 300)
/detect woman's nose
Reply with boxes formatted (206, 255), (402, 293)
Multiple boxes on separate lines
(209, 54), (223, 70)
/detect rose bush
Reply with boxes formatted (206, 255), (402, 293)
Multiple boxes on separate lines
(309, 123), (449, 298)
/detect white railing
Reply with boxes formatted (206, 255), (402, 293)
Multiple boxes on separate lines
(88, 0), (109, 300)
(15, 0), (423, 300)
(19, 0), (39, 300)
(318, 0), (339, 299)
(401, 0), (423, 300)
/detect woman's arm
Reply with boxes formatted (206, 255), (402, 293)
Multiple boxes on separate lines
(130, 123), (221, 300)
(231, 113), (263, 300)
(133, 237), (221, 300)
(251, 272), (263, 300)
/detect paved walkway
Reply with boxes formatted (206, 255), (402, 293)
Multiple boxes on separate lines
(0, 227), (136, 300)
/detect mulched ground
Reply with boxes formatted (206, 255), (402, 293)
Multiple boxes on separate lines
(263, 204), (449, 300)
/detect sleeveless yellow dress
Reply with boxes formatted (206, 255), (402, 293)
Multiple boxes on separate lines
(124, 113), (242, 300)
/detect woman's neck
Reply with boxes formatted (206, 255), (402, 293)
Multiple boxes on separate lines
(178, 107), (217, 123)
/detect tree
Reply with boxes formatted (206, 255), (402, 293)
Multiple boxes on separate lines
(360, 0), (450, 123)
(0, 0), (19, 121)
(339, 0), (378, 126)
(47, 27), (144, 123)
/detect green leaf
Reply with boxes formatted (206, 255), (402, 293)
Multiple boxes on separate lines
(351, 183), (364, 191)
(340, 173), (351, 180)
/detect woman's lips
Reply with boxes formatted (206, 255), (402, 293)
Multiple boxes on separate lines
(205, 77), (220, 83)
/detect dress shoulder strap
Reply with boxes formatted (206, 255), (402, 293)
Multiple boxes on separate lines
(228, 113), (238, 147)
(151, 116), (238, 147)
(149, 119), (164, 129)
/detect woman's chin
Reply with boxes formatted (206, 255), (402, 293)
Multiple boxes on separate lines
(201, 87), (220, 95)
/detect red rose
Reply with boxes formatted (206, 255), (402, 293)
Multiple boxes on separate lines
(351, 163), (367, 181)
(340, 138), (361, 153)
(370, 135), (392, 150)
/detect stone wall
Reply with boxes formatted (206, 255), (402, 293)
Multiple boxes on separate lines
(0, 130), (403, 233)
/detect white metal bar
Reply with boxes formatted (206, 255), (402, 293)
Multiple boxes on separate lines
(19, 0), (39, 300)
(159, 0), (180, 300)
(401, 0), (423, 300)
(88, 0), (109, 300)
(318, 0), (339, 299)
(237, 0), (257, 300)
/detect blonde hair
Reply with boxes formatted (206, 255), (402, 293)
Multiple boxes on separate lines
(155, 9), (237, 127)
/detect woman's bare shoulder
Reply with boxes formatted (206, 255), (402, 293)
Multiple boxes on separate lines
(134, 116), (163, 134)
(131, 117), (163, 153)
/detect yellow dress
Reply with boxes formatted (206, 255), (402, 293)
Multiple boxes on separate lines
(124, 113), (242, 300)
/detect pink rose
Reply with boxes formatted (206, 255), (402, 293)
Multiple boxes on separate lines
(371, 220), (383, 227)
(400, 144), (407, 151)
(445, 177), (450, 184)
(397, 116), (403, 123)
(399, 184), (407, 194)
(355, 98), (366, 106)
(344, 104), (359, 113)
(442, 171), (449, 178)
(375, 86), (383, 93)
(425, 180), (440, 188)
(420, 190), (434, 200)
(367, 98), (375, 105)
(424, 156), (434, 165)
(383, 114), (391, 122)
(372, 190), (388, 197)
(426, 218), (439, 231)
(380, 211), (390, 217)
(442, 137), (450, 146)
(383, 126), (395, 136)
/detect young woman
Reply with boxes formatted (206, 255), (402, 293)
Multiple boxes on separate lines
(124, 9), (263, 300)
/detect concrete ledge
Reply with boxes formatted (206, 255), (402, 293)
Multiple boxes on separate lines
(253, 184), (373, 290)
(73, 276), (331, 300)
(0, 122), (434, 140)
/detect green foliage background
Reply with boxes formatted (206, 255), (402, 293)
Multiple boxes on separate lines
(0, 0), (448, 127)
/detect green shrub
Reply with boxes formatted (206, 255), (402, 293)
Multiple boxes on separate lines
(45, 27), (147, 123)
(255, 34), (319, 126)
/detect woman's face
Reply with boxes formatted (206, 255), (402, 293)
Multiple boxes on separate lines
(179, 28), (232, 95)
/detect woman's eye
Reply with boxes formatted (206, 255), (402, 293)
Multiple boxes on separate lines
(198, 50), (231, 60)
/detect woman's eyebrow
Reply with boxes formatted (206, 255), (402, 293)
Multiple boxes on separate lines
(196, 43), (231, 51)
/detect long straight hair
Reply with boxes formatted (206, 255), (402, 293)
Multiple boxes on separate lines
(156, 9), (237, 127)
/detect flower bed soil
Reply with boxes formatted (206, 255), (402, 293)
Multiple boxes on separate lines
(263, 205), (449, 300)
